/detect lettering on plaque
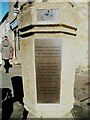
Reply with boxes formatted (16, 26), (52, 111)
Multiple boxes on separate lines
(35, 38), (61, 103)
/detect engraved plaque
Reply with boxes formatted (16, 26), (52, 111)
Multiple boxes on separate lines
(35, 38), (61, 103)
(37, 9), (59, 22)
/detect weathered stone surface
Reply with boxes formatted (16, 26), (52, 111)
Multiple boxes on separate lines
(18, 1), (89, 70)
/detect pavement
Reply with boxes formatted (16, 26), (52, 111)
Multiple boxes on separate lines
(0, 63), (90, 119)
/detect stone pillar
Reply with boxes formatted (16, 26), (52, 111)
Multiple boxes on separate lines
(18, 2), (77, 118)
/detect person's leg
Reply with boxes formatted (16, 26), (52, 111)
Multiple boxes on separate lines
(6, 60), (10, 73)
(9, 61), (12, 68)
(4, 60), (9, 73)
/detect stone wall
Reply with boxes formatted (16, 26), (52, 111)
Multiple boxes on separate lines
(74, 2), (88, 69)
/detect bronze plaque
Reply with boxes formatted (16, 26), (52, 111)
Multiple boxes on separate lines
(35, 38), (61, 103)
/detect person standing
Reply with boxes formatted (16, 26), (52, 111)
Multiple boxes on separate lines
(1, 36), (13, 73)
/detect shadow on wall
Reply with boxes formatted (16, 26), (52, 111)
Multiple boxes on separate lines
(0, 88), (13, 120)
(0, 76), (28, 120)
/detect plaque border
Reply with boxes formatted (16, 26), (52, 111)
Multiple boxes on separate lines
(34, 37), (62, 104)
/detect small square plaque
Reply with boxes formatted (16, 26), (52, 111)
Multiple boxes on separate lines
(37, 9), (59, 22)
